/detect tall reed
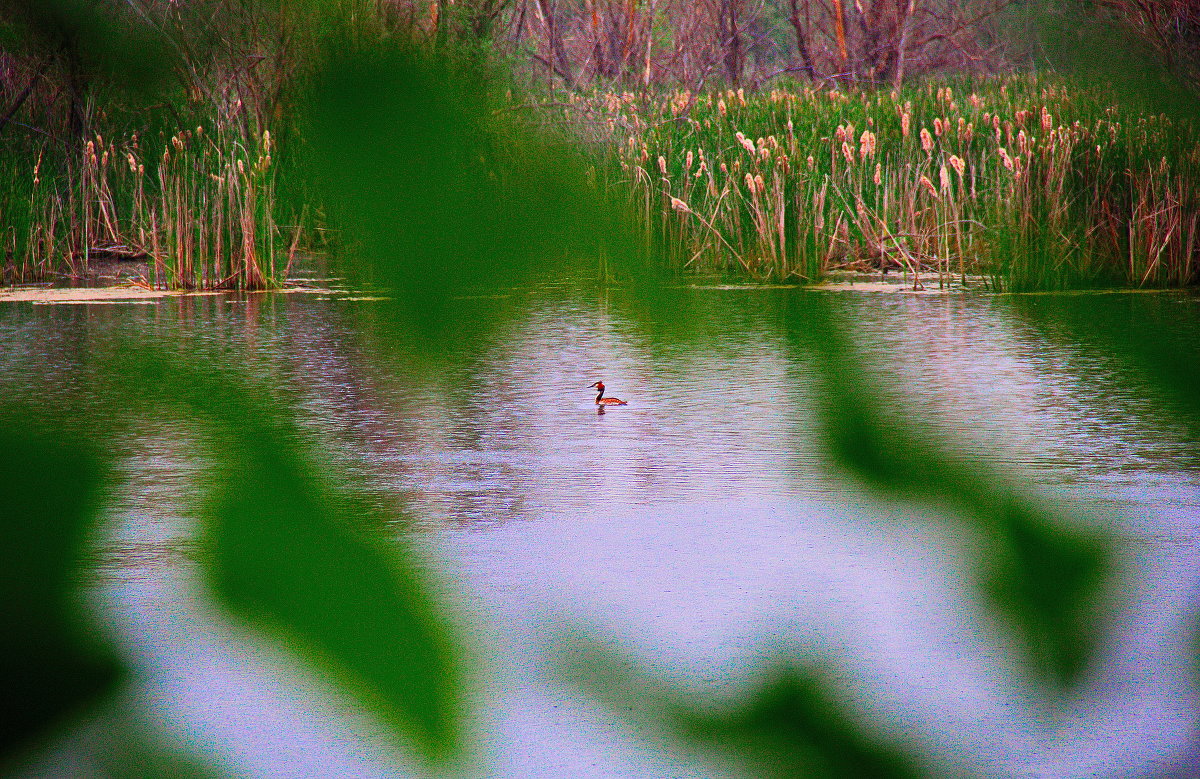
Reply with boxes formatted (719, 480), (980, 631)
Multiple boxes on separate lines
(2, 125), (283, 290)
(585, 77), (1200, 290)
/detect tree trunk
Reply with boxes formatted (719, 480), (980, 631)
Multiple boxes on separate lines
(535, 0), (576, 87)
(787, 0), (818, 80)
(831, 0), (849, 74)
(719, 0), (743, 87)
(892, 0), (919, 88)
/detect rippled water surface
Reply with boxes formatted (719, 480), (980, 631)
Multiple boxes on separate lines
(4, 285), (1200, 778)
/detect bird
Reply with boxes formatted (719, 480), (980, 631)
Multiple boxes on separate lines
(588, 381), (627, 405)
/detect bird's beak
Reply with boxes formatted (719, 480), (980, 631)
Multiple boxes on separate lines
(588, 382), (599, 388)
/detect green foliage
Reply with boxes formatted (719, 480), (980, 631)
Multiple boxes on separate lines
(103, 347), (469, 765)
(0, 0), (172, 96)
(0, 415), (123, 765)
(788, 294), (1112, 685)
(1, 1), (1196, 777)
(202, 388), (464, 761)
(558, 633), (925, 778)
(676, 669), (921, 779)
(301, 44), (635, 360)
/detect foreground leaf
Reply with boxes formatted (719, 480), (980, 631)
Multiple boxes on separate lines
(0, 417), (122, 761)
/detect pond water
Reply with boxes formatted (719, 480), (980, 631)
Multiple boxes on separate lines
(4, 283), (1200, 778)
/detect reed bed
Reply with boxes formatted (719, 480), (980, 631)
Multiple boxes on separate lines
(1, 126), (284, 290)
(585, 76), (1200, 290)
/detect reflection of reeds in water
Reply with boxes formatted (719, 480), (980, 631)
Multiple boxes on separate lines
(594, 77), (1200, 290)
(4, 125), (281, 290)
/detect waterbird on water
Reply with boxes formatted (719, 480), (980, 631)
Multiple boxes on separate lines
(588, 381), (627, 405)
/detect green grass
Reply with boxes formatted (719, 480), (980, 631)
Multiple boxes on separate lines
(584, 75), (1200, 290)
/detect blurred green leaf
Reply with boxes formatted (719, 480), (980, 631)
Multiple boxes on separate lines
(205, 418), (465, 763)
(301, 45), (636, 361)
(558, 631), (925, 779)
(1016, 293), (1200, 459)
(1020, 0), (1198, 118)
(0, 0), (173, 98)
(109, 350), (466, 764)
(676, 669), (922, 779)
(788, 294), (1111, 686)
(0, 415), (123, 764)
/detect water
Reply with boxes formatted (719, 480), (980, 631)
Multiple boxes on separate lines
(4, 285), (1200, 778)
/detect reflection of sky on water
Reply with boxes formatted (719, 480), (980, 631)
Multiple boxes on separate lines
(4, 288), (1200, 777)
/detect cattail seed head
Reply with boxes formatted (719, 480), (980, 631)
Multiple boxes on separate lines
(658, 155), (668, 176)
(901, 113), (911, 137)
(670, 196), (690, 212)
(874, 163), (882, 185)
(939, 164), (951, 192)
(949, 155), (966, 177)
(806, 155), (815, 168)
(718, 99), (727, 116)
(934, 117), (944, 136)
(860, 130), (876, 159)
(920, 127), (934, 152)
(918, 174), (939, 198)
(842, 142), (855, 164)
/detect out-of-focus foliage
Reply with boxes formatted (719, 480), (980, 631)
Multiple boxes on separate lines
(0, 1), (1196, 777)
(558, 632), (926, 778)
(1016, 293), (1200, 450)
(195, 368), (466, 761)
(301, 43), (634, 362)
(99, 349), (469, 764)
(0, 0), (171, 101)
(787, 294), (1113, 686)
(1014, 0), (1200, 117)
(0, 416), (122, 765)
